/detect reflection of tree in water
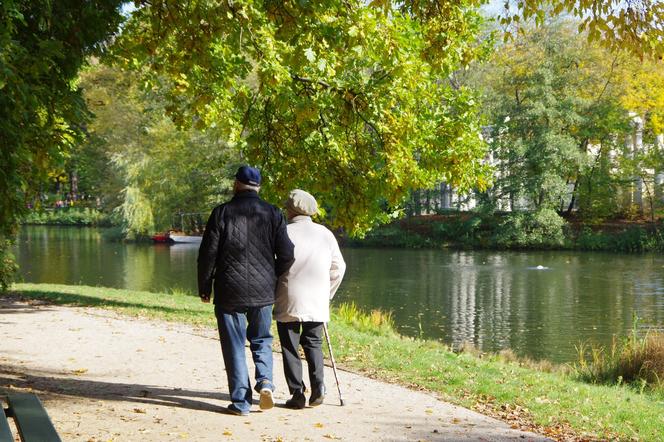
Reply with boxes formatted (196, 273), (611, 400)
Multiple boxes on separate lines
(122, 244), (156, 292)
(340, 248), (664, 363)
(448, 252), (478, 349)
(16, 227), (124, 287)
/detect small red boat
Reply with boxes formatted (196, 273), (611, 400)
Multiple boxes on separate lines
(151, 233), (172, 243)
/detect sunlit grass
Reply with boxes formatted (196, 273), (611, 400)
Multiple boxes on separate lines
(334, 302), (396, 336)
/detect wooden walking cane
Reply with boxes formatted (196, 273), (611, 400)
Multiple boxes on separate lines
(323, 322), (345, 406)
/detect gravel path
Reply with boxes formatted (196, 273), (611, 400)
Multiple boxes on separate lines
(0, 297), (550, 441)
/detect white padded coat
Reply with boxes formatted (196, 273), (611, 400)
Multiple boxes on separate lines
(274, 216), (346, 322)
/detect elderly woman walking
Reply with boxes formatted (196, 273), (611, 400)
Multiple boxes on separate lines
(274, 189), (346, 409)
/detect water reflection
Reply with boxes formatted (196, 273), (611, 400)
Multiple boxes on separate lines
(14, 226), (664, 363)
(336, 248), (664, 362)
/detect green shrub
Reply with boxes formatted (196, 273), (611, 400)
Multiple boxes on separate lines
(0, 237), (18, 292)
(613, 226), (664, 252)
(575, 228), (611, 251)
(357, 225), (431, 248)
(492, 208), (565, 248)
(22, 208), (112, 226)
(431, 216), (483, 245)
(574, 225), (664, 252)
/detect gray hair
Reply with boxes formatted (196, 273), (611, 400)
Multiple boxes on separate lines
(234, 180), (260, 192)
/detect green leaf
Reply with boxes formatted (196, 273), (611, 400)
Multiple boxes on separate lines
(304, 47), (316, 62)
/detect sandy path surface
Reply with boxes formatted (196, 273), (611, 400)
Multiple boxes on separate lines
(0, 297), (550, 441)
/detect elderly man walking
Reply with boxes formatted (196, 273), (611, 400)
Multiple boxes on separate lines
(198, 166), (294, 416)
(274, 189), (346, 409)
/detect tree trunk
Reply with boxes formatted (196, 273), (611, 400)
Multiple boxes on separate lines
(69, 169), (79, 201)
(566, 180), (578, 215)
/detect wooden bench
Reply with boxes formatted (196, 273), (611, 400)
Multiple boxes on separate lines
(1, 393), (61, 442)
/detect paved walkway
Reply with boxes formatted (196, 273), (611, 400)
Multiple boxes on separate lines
(0, 297), (550, 441)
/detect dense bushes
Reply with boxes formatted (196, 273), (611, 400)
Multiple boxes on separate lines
(350, 225), (432, 248)
(22, 208), (112, 227)
(352, 211), (664, 252)
(492, 209), (566, 249)
(575, 226), (664, 252)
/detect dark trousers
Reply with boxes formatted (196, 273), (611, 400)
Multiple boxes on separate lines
(277, 321), (324, 394)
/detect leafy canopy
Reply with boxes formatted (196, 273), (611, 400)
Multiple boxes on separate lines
(0, 0), (123, 289)
(115, 0), (492, 235)
(498, 0), (664, 59)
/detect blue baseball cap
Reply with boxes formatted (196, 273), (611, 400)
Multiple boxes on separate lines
(235, 165), (262, 186)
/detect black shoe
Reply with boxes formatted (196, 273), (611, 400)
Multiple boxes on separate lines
(285, 390), (306, 409)
(309, 385), (325, 407)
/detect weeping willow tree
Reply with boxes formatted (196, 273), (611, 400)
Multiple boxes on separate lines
(77, 63), (239, 238)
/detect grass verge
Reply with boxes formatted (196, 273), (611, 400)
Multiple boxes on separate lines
(7, 283), (664, 441)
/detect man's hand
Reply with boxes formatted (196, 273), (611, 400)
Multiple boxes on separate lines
(200, 294), (211, 303)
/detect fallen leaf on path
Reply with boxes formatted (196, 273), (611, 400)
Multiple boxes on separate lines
(72, 368), (88, 375)
(314, 423), (324, 428)
(323, 434), (340, 440)
(222, 429), (232, 436)
(133, 408), (147, 414)
(425, 408), (433, 414)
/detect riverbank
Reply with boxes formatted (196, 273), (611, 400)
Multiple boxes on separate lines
(345, 212), (664, 253)
(20, 209), (664, 253)
(1, 289), (547, 442)
(8, 283), (664, 441)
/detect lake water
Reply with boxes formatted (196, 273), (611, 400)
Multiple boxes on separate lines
(14, 226), (664, 363)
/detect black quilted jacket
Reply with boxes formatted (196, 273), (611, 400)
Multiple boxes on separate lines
(197, 191), (295, 310)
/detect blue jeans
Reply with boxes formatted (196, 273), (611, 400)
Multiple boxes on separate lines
(215, 304), (274, 412)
